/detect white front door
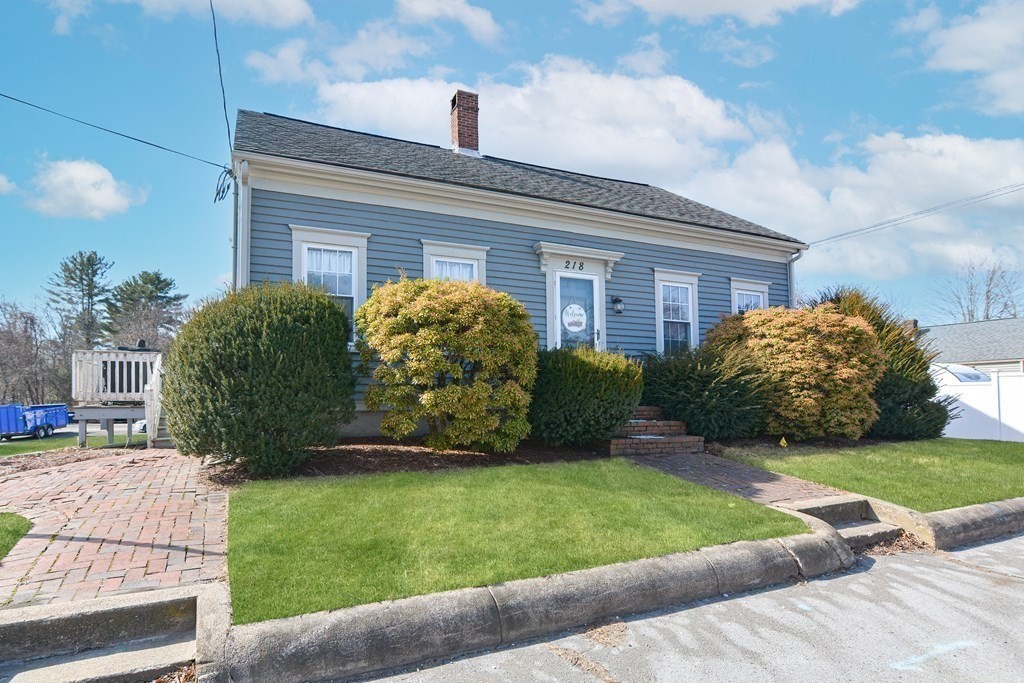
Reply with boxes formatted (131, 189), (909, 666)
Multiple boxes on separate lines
(555, 271), (601, 349)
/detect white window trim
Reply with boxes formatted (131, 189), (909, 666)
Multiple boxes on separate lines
(290, 225), (370, 345)
(730, 277), (770, 314)
(421, 239), (489, 283)
(655, 269), (700, 353)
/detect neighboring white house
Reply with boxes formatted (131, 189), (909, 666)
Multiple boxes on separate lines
(920, 318), (1024, 374)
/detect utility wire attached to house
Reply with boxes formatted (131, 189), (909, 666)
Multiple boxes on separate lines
(811, 181), (1024, 247)
(0, 91), (228, 172)
(209, 0), (234, 203)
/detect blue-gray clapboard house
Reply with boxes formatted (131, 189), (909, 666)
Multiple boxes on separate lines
(231, 90), (806, 425)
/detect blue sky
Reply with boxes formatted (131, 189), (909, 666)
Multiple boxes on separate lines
(2, 0), (1022, 324)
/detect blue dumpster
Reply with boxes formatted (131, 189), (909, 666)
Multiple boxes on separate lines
(0, 403), (69, 440)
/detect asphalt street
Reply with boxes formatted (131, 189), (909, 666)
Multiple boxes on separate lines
(374, 533), (1024, 682)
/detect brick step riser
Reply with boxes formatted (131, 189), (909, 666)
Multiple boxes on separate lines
(631, 406), (664, 421)
(610, 436), (705, 457)
(618, 421), (688, 437)
(611, 443), (704, 457)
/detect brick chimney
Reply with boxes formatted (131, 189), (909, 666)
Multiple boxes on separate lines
(450, 90), (479, 156)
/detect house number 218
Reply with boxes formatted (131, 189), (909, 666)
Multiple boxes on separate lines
(564, 260), (585, 271)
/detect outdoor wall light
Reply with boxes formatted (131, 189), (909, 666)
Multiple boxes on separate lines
(611, 296), (625, 314)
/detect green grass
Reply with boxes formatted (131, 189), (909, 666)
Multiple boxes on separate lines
(722, 438), (1024, 513)
(0, 433), (142, 458)
(0, 513), (31, 561)
(228, 458), (807, 624)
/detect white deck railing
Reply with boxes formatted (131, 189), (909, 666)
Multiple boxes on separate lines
(144, 356), (164, 447)
(72, 349), (163, 403)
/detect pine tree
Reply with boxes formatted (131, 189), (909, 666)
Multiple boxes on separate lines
(45, 251), (113, 350)
(104, 270), (188, 348)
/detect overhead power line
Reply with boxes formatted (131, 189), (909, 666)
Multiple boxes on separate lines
(208, 0), (234, 202)
(811, 181), (1024, 247)
(0, 91), (227, 171)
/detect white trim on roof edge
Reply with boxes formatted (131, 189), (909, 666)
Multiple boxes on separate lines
(235, 151), (807, 264)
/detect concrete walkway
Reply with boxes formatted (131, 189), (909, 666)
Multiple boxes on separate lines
(376, 533), (1024, 682)
(0, 451), (226, 608)
(633, 452), (845, 505)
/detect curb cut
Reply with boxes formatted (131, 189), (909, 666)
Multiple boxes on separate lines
(224, 527), (847, 682)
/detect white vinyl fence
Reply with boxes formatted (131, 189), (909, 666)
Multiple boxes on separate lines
(934, 365), (1024, 442)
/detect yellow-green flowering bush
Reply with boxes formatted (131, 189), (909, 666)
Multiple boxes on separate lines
(705, 305), (884, 440)
(356, 278), (537, 452)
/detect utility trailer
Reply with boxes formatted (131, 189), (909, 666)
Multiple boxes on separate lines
(0, 403), (70, 440)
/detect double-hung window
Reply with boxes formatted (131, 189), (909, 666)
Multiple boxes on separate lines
(655, 269), (699, 354)
(290, 225), (370, 344)
(422, 239), (488, 283)
(730, 278), (770, 314)
(305, 246), (356, 320)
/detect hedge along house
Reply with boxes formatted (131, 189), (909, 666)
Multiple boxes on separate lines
(231, 91), (807, 432)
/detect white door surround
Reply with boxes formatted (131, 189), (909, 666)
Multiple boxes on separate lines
(535, 242), (624, 351)
(554, 271), (600, 349)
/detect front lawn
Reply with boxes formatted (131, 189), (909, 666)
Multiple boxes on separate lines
(229, 458), (807, 624)
(0, 434), (141, 458)
(721, 438), (1024, 513)
(0, 513), (31, 561)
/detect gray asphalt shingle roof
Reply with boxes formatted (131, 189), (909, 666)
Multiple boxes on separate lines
(233, 110), (803, 245)
(920, 317), (1024, 363)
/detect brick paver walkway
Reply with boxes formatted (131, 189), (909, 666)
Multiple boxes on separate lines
(0, 450), (226, 608)
(633, 452), (846, 505)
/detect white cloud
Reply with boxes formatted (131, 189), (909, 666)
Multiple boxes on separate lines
(248, 23), (431, 84)
(0, 174), (15, 195)
(576, 0), (859, 27)
(49, 0), (92, 34)
(29, 160), (146, 220)
(314, 56), (751, 181)
(330, 21), (432, 81)
(276, 53), (1023, 286)
(686, 132), (1024, 279)
(617, 33), (671, 75)
(904, 1), (1024, 115)
(50, 0), (312, 32)
(701, 22), (775, 67)
(245, 39), (320, 84)
(396, 0), (501, 44)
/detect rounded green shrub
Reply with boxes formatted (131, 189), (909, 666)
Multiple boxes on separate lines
(529, 347), (643, 446)
(355, 277), (537, 452)
(162, 282), (355, 476)
(642, 347), (766, 440)
(810, 286), (952, 440)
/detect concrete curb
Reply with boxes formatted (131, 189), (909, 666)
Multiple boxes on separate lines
(865, 496), (1024, 551)
(0, 585), (198, 663)
(224, 527), (848, 682)
(925, 496), (1024, 550)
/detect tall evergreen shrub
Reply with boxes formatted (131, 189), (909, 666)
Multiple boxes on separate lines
(162, 283), (355, 476)
(643, 347), (766, 440)
(810, 286), (952, 439)
(529, 347), (643, 446)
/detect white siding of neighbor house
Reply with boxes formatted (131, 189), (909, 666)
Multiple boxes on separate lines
(248, 188), (791, 354)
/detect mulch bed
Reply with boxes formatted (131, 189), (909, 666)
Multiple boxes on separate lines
(0, 444), (146, 476)
(203, 437), (611, 487)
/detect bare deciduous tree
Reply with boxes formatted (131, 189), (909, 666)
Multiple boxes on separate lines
(0, 300), (69, 404)
(934, 257), (1022, 323)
